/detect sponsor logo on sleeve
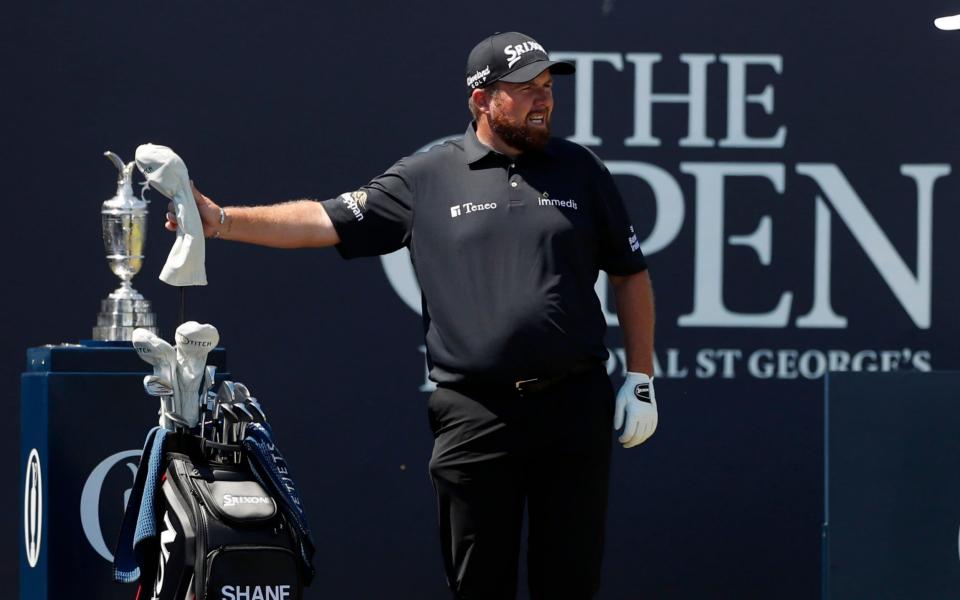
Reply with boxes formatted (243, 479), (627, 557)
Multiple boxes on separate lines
(628, 226), (640, 252)
(351, 190), (368, 208)
(339, 191), (367, 221)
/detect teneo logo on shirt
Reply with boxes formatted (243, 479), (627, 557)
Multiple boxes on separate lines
(504, 41), (546, 68)
(339, 191), (366, 222)
(222, 494), (272, 508)
(467, 65), (491, 88)
(450, 202), (497, 218)
(221, 585), (292, 600)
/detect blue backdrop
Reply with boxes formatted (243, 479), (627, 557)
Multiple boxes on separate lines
(6, 1), (960, 597)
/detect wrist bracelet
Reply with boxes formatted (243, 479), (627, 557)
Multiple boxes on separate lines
(213, 207), (228, 239)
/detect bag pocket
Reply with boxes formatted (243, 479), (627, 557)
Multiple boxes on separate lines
(192, 477), (278, 524)
(204, 545), (302, 600)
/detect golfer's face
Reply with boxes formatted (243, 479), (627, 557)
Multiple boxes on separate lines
(492, 70), (554, 131)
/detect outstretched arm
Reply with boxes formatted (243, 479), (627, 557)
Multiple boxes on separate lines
(165, 183), (340, 249)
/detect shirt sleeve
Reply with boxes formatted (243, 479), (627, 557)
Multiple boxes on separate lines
(320, 159), (414, 259)
(592, 159), (648, 276)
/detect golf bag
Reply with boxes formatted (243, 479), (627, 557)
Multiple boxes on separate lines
(139, 436), (305, 600)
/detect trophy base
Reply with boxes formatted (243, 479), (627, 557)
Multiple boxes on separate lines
(92, 283), (157, 341)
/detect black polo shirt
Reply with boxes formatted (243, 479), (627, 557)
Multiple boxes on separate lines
(321, 123), (647, 384)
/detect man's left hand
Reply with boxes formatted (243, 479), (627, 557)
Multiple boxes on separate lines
(614, 372), (658, 448)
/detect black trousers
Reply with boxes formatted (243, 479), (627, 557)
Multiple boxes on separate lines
(427, 366), (615, 600)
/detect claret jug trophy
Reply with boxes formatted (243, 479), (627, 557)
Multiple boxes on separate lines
(92, 151), (158, 341)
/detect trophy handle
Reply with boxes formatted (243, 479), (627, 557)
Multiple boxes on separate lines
(104, 152), (137, 188)
(104, 151), (126, 179)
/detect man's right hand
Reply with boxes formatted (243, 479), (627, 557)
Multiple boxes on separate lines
(165, 182), (223, 239)
(162, 186), (339, 249)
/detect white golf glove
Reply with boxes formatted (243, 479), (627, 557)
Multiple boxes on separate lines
(135, 143), (207, 287)
(614, 372), (658, 448)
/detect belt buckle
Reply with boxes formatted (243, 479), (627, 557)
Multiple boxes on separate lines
(515, 377), (538, 392)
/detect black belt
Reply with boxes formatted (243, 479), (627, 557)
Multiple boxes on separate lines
(514, 360), (602, 394)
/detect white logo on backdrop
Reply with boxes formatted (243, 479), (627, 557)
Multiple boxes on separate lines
(80, 450), (140, 561)
(23, 449), (42, 568)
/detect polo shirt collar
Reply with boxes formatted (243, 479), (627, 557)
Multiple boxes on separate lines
(464, 121), (555, 165)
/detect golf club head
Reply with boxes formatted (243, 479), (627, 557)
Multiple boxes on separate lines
(174, 321), (220, 428)
(203, 366), (217, 397)
(132, 329), (178, 430)
(220, 404), (240, 445)
(233, 382), (250, 403)
(246, 399), (267, 423)
(235, 403), (256, 423)
(143, 375), (174, 397)
(233, 382), (267, 422)
(216, 380), (237, 407)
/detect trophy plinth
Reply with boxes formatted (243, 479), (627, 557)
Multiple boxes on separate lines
(93, 283), (158, 341)
(92, 151), (158, 341)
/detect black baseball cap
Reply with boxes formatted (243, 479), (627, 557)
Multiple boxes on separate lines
(466, 31), (575, 91)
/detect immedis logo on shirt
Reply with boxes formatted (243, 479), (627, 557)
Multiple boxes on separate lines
(23, 448), (42, 568)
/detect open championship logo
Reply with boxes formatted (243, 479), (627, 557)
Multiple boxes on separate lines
(23, 449), (42, 568)
(80, 449), (141, 561)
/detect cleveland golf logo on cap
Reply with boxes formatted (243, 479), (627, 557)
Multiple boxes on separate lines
(504, 40), (546, 68)
(467, 65), (491, 87)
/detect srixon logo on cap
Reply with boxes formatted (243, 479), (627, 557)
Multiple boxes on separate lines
(220, 584), (292, 599)
(504, 40), (546, 67)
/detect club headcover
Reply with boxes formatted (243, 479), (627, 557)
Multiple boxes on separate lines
(174, 321), (220, 428)
(135, 143), (207, 287)
(132, 328), (178, 430)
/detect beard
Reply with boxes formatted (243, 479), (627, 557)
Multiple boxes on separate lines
(488, 104), (551, 154)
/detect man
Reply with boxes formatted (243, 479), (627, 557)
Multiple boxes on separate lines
(169, 31), (658, 600)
